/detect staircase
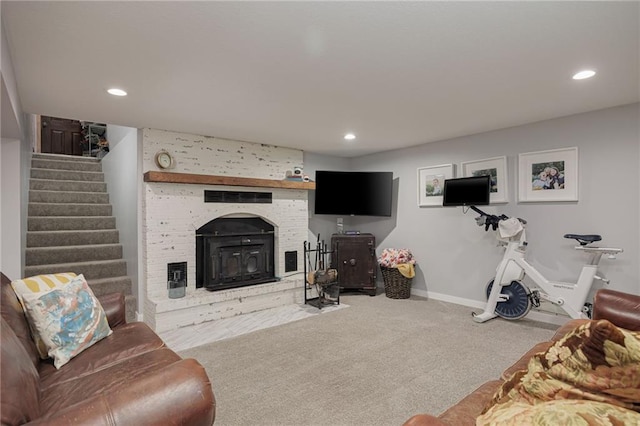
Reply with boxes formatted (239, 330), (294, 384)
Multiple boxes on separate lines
(25, 153), (136, 322)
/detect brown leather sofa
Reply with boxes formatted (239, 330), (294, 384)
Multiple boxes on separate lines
(1, 272), (216, 425)
(403, 288), (640, 426)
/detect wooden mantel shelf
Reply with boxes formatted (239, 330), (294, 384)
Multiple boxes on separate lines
(144, 171), (316, 190)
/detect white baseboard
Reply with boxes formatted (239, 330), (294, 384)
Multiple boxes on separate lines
(409, 288), (429, 298)
(412, 289), (486, 309)
(412, 288), (570, 326)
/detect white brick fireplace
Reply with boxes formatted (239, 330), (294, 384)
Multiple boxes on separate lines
(141, 128), (309, 333)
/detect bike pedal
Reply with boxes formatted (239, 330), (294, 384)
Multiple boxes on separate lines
(529, 290), (541, 308)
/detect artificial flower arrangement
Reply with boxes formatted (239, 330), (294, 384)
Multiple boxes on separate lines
(378, 248), (416, 268)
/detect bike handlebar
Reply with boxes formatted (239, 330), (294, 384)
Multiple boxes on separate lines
(469, 206), (526, 232)
(470, 206), (508, 231)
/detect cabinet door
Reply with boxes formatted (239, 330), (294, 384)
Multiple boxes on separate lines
(332, 235), (376, 291)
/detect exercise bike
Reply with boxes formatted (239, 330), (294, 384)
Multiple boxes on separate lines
(467, 206), (623, 323)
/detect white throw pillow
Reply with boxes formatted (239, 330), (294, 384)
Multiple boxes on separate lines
(21, 274), (112, 369)
(10, 272), (77, 358)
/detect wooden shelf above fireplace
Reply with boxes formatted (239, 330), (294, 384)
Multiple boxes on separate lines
(143, 171), (316, 190)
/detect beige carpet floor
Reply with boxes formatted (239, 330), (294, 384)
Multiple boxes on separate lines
(179, 293), (560, 426)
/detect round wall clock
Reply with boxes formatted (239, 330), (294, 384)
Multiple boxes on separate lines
(154, 150), (174, 169)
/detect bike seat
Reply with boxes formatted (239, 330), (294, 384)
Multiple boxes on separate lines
(564, 234), (602, 245)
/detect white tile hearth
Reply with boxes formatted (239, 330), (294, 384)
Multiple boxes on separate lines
(160, 303), (349, 352)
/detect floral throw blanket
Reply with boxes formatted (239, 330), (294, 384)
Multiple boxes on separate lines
(477, 319), (640, 425)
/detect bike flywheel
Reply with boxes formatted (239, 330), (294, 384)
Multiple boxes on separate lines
(486, 279), (532, 320)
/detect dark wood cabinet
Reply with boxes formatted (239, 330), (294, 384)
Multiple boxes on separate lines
(331, 233), (376, 295)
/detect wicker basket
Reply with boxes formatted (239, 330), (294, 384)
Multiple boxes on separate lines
(380, 266), (412, 299)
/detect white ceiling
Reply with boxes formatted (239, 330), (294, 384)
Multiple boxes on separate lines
(2, 1), (638, 157)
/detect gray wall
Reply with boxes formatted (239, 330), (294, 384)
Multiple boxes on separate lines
(1, 21), (30, 279)
(0, 139), (23, 278)
(306, 104), (640, 308)
(102, 125), (140, 315)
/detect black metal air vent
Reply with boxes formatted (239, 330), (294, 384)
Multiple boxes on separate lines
(204, 190), (272, 204)
(285, 251), (298, 272)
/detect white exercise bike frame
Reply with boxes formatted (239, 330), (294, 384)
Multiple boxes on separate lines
(471, 211), (623, 323)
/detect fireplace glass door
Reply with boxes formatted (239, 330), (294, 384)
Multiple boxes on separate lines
(196, 217), (275, 291)
(217, 243), (270, 286)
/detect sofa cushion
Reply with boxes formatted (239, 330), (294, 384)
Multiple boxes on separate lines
(37, 358), (215, 426)
(22, 275), (112, 369)
(39, 321), (166, 389)
(1, 318), (41, 425)
(480, 319), (640, 424)
(10, 272), (77, 358)
(39, 347), (182, 416)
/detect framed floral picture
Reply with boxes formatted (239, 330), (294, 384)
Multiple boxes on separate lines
(461, 156), (508, 204)
(417, 164), (454, 207)
(518, 147), (578, 202)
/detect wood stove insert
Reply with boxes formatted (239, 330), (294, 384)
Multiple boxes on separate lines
(196, 217), (276, 291)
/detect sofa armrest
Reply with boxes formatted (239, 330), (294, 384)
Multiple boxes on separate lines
(593, 288), (640, 331)
(28, 358), (215, 426)
(96, 292), (126, 328)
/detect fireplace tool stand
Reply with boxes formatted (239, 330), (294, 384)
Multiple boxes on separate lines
(304, 238), (340, 309)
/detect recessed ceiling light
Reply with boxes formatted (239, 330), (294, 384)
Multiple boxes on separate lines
(344, 133), (356, 140)
(107, 88), (128, 96)
(572, 70), (596, 80)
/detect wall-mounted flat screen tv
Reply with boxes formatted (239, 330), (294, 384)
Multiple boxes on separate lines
(314, 171), (393, 217)
(442, 175), (491, 207)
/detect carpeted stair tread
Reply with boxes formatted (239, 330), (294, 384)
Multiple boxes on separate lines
(32, 153), (100, 163)
(29, 190), (109, 204)
(29, 178), (107, 193)
(27, 229), (119, 247)
(87, 276), (133, 296)
(31, 158), (103, 172)
(27, 152), (136, 322)
(25, 244), (123, 266)
(28, 202), (112, 217)
(28, 216), (116, 231)
(31, 168), (105, 182)
(24, 259), (127, 280)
